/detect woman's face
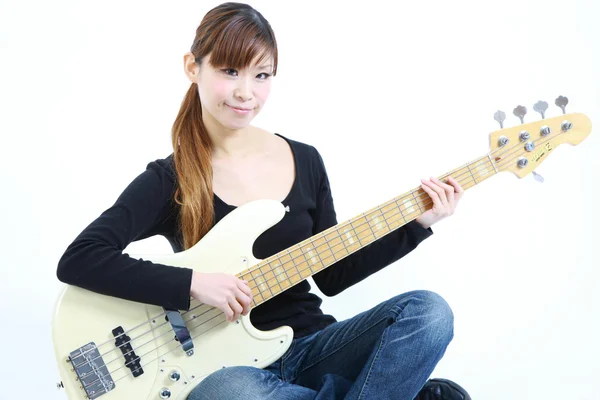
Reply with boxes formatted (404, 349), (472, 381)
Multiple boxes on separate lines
(194, 52), (273, 131)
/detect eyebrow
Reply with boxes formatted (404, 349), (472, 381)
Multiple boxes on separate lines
(257, 64), (273, 70)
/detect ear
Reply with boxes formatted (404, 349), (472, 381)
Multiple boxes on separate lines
(183, 52), (200, 83)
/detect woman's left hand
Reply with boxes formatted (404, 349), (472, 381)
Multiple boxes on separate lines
(415, 176), (464, 229)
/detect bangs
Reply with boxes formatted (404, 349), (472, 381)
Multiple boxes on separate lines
(207, 16), (277, 74)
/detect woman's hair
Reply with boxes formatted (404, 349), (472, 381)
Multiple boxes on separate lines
(172, 2), (278, 249)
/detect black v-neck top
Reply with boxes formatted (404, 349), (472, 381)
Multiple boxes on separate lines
(56, 134), (433, 338)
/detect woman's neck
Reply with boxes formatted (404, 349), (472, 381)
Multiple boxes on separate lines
(202, 113), (268, 159)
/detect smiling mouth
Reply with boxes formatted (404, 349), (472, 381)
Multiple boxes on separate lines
(226, 104), (253, 111)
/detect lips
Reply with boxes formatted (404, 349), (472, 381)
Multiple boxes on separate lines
(226, 104), (252, 111)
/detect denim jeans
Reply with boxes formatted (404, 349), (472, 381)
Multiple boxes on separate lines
(187, 290), (454, 400)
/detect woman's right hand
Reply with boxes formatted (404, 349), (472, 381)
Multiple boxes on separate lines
(190, 271), (253, 322)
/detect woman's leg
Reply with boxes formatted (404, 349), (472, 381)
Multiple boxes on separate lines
(283, 290), (454, 400)
(188, 289), (453, 400)
(186, 365), (316, 400)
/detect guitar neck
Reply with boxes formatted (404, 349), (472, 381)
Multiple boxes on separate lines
(239, 152), (499, 308)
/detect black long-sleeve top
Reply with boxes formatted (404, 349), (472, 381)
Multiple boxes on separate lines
(57, 133), (433, 338)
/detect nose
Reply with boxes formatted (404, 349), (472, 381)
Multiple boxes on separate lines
(234, 78), (253, 102)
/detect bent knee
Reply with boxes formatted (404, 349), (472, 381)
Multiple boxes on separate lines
(402, 290), (454, 342)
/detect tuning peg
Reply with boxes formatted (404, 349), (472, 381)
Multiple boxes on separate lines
(493, 110), (506, 128)
(532, 170), (544, 183)
(555, 95), (569, 114)
(513, 105), (527, 124)
(533, 101), (549, 119)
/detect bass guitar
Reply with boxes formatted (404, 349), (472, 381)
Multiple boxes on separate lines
(52, 96), (591, 399)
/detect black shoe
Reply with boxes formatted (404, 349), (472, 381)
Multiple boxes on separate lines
(414, 378), (472, 400)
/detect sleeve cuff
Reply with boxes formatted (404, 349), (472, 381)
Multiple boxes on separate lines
(404, 219), (434, 241)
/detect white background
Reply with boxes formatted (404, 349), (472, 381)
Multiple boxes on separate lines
(1, 0), (599, 399)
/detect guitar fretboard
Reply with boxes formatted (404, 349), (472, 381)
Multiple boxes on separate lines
(239, 152), (499, 307)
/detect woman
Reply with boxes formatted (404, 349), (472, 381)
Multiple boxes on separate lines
(57, 2), (469, 399)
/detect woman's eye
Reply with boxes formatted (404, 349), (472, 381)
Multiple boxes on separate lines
(222, 69), (270, 79)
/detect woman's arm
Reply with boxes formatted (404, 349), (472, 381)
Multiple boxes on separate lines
(56, 158), (193, 310)
(310, 149), (433, 296)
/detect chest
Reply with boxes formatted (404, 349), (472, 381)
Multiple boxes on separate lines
(212, 148), (296, 207)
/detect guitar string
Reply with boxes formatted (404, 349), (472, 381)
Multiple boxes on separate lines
(71, 128), (554, 373)
(76, 180), (489, 388)
(78, 159), (541, 392)
(74, 125), (560, 381)
(166, 126), (556, 310)
(74, 166), (487, 389)
(74, 129), (563, 388)
(69, 148), (496, 370)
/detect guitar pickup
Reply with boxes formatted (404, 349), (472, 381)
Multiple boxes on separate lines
(112, 326), (144, 377)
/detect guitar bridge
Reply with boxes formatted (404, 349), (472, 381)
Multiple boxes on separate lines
(68, 342), (115, 399)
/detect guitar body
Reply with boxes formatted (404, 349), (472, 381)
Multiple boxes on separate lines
(52, 200), (294, 400)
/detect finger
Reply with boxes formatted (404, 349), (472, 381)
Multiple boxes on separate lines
(445, 176), (464, 194)
(228, 296), (243, 321)
(422, 178), (448, 206)
(428, 178), (449, 205)
(242, 302), (251, 316)
(447, 176), (465, 200)
(222, 303), (235, 322)
(235, 291), (252, 315)
(432, 177), (455, 205)
(444, 177), (462, 208)
(447, 176), (464, 192)
(237, 281), (253, 314)
(420, 181), (443, 209)
(237, 279), (253, 300)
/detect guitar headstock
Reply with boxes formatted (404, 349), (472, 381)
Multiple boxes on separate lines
(489, 96), (592, 179)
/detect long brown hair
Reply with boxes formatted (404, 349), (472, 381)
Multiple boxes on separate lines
(171, 2), (278, 249)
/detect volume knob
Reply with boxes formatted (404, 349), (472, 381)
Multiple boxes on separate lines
(159, 387), (171, 399)
(169, 370), (181, 382)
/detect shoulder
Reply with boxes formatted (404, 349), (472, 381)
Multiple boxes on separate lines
(107, 153), (178, 217)
(146, 153), (177, 183)
(118, 154), (178, 201)
(275, 133), (327, 175)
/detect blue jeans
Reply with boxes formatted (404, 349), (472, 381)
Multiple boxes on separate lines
(187, 290), (454, 400)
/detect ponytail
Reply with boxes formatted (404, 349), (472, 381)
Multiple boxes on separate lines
(171, 82), (214, 249)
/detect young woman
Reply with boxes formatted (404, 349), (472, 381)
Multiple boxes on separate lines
(57, 2), (469, 399)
